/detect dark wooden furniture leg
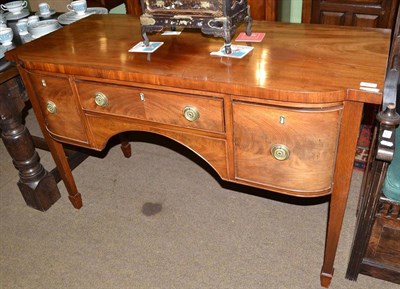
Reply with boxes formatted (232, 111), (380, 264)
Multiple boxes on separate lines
(0, 69), (61, 211)
(119, 134), (132, 158)
(125, 0), (142, 16)
(346, 155), (389, 280)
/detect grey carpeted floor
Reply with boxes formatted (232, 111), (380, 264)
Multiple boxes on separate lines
(1, 109), (398, 289)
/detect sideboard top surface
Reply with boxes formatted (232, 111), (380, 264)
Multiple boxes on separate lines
(6, 15), (391, 103)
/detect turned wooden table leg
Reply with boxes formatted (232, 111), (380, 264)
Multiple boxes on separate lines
(320, 101), (364, 287)
(0, 75), (61, 211)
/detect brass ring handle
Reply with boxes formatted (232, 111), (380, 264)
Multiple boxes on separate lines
(94, 92), (109, 107)
(183, 106), (200, 122)
(46, 101), (57, 114)
(271, 144), (290, 161)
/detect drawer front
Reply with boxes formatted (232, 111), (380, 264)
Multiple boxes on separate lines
(27, 72), (88, 143)
(233, 102), (342, 194)
(76, 81), (225, 133)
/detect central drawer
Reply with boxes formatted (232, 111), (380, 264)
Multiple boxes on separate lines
(76, 81), (225, 133)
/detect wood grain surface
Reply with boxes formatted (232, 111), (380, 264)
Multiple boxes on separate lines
(6, 15), (390, 104)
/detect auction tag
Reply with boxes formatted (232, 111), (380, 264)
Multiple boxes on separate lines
(359, 81), (379, 93)
(235, 32), (265, 42)
(380, 140), (394, 147)
(360, 87), (380, 93)
(382, 130), (392, 139)
(210, 45), (254, 59)
(360, 82), (377, 88)
(129, 42), (164, 53)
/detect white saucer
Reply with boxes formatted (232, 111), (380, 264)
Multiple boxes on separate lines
(5, 8), (29, 20)
(57, 7), (108, 25)
(36, 9), (56, 18)
(28, 19), (59, 33)
(28, 19), (61, 38)
(84, 7), (108, 15)
(31, 25), (61, 39)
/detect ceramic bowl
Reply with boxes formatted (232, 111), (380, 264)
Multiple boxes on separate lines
(1, 1), (27, 15)
(0, 27), (13, 45)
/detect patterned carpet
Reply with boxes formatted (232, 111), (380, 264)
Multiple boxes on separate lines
(354, 125), (373, 171)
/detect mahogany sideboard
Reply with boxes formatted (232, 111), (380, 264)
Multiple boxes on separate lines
(5, 15), (391, 287)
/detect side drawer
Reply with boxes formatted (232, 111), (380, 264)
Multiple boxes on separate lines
(76, 81), (225, 133)
(27, 72), (88, 143)
(233, 101), (342, 195)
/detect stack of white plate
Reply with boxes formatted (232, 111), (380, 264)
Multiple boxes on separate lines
(57, 7), (108, 25)
(28, 19), (61, 39)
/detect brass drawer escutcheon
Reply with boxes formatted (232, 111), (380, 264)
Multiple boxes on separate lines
(183, 105), (200, 122)
(94, 92), (109, 107)
(271, 144), (290, 161)
(46, 101), (57, 114)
